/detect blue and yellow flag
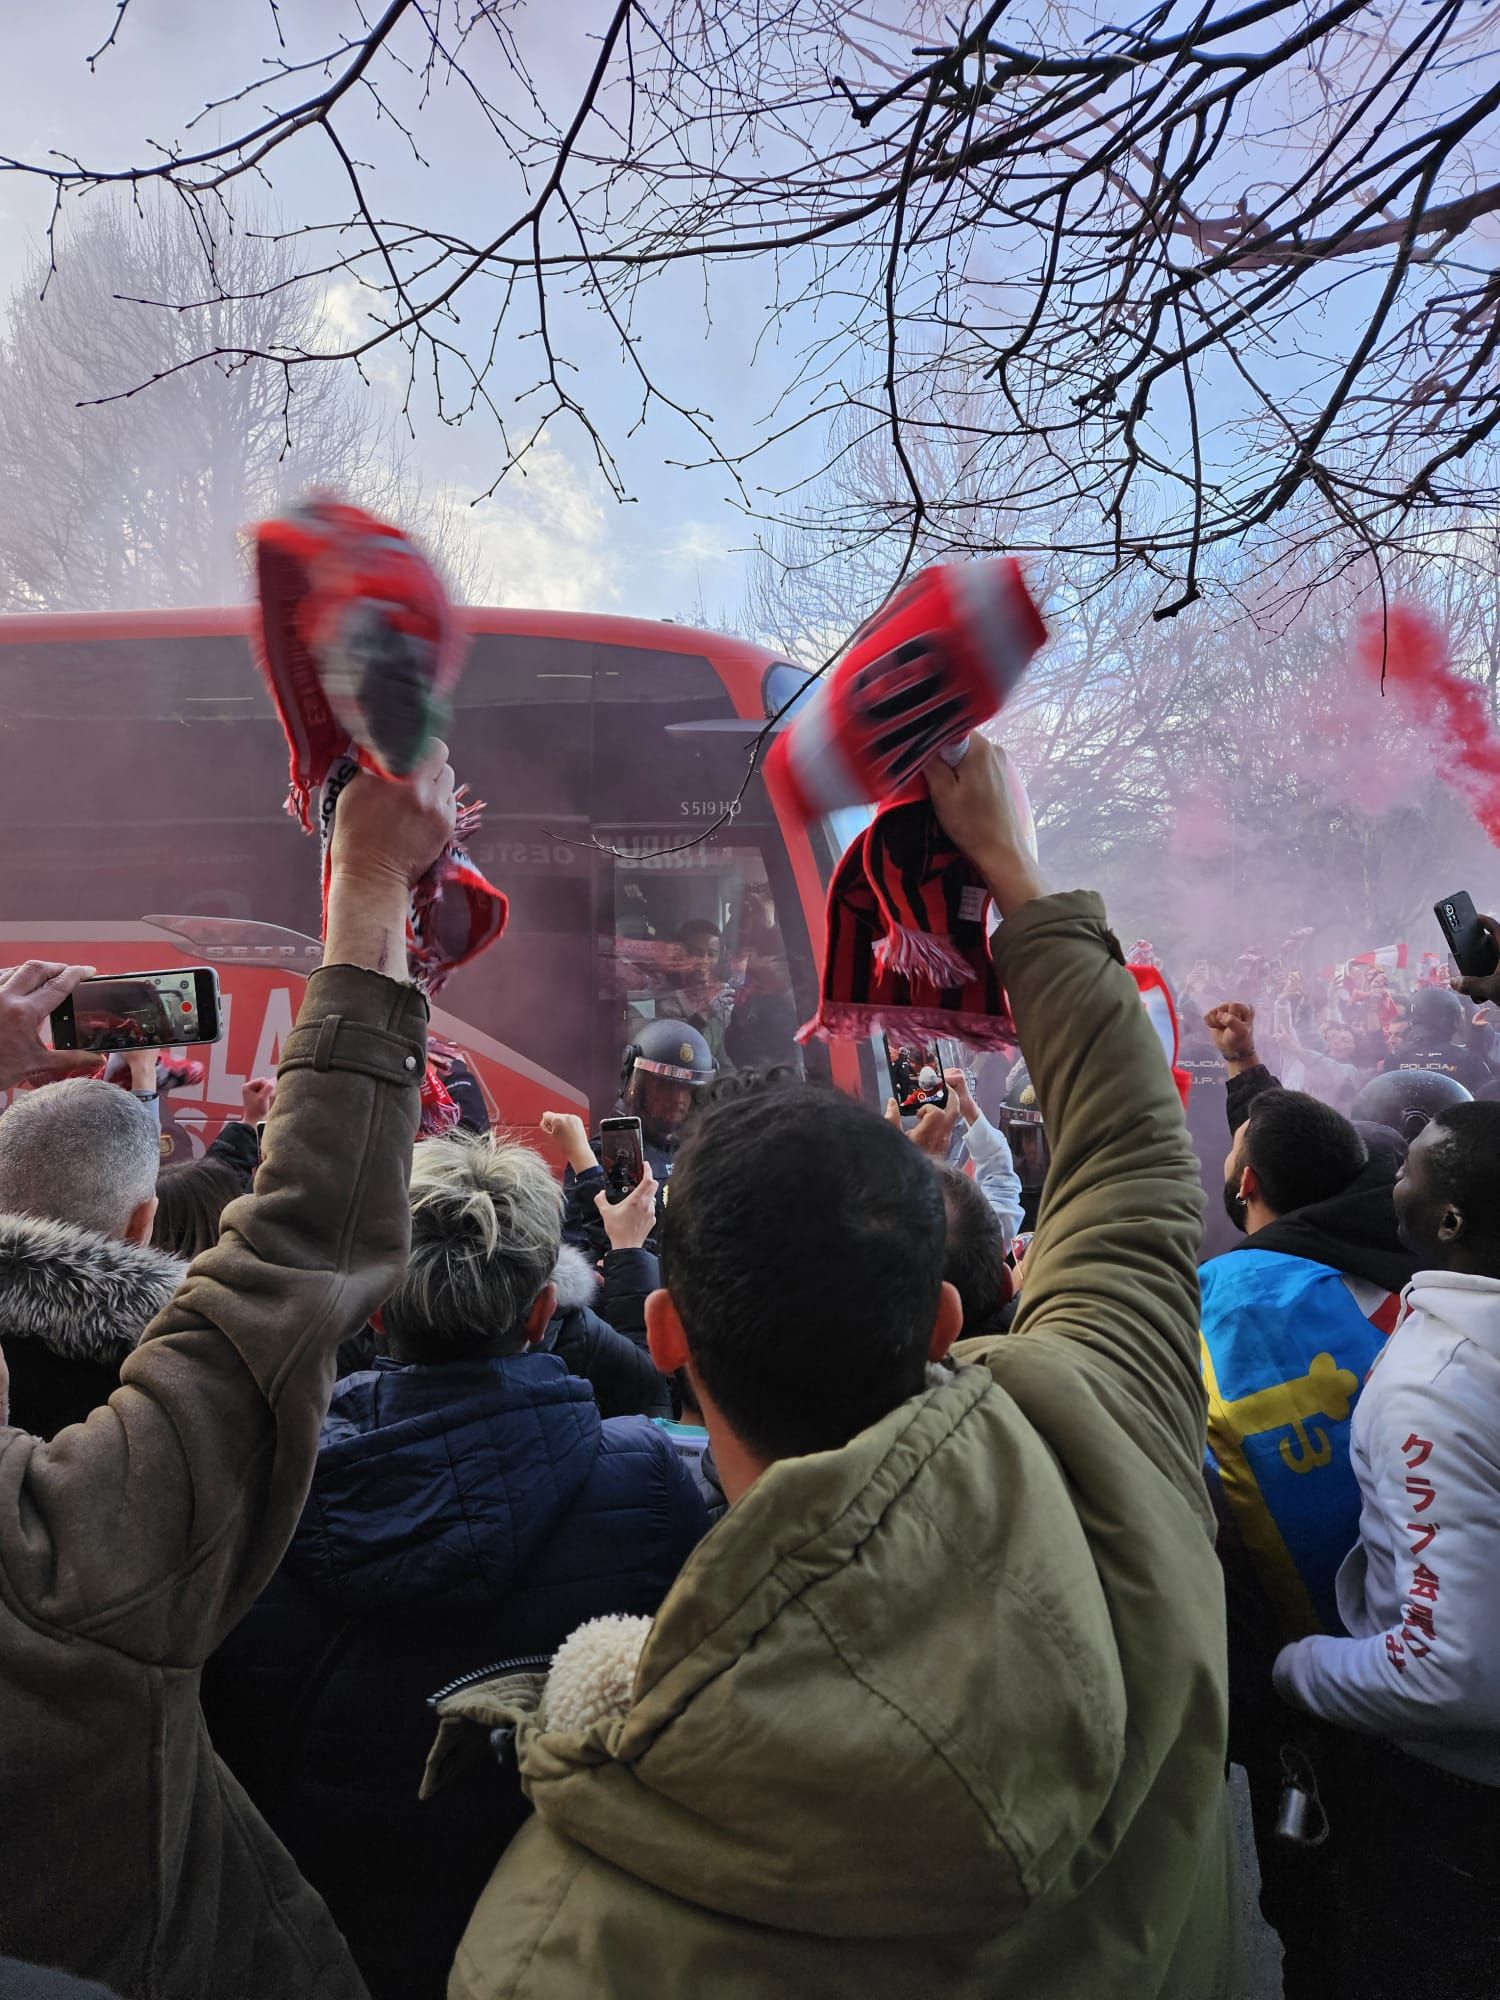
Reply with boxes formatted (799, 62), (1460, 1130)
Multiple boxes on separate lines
(1201, 1248), (1390, 1639)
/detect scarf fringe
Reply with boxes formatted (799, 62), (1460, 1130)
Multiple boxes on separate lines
(874, 926), (976, 988)
(796, 1000), (1019, 1052)
(284, 783), (316, 836)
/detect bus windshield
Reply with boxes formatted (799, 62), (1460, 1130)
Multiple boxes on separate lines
(0, 615), (830, 1134)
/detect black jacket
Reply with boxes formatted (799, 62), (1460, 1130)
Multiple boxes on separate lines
(203, 1353), (707, 2000)
(1222, 1063), (1416, 1293)
(1381, 1039), (1491, 1094)
(442, 1054), (490, 1134)
(1229, 1158), (1417, 1295)
(0, 1213), (184, 1438)
(544, 1245), (672, 1419)
(152, 1120), (260, 1262)
(562, 1133), (674, 1259)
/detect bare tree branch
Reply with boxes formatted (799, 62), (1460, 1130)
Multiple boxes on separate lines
(3, 0), (1499, 596)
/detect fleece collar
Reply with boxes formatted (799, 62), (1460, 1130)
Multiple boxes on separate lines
(550, 1242), (599, 1315)
(0, 1211), (184, 1367)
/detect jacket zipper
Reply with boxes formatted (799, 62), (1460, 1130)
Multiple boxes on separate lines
(428, 1653), (553, 1708)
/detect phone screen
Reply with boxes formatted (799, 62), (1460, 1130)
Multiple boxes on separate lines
(883, 1032), (949, 1117)
(67, 971), (208, 1052)
(600, 1118), (646, 1202)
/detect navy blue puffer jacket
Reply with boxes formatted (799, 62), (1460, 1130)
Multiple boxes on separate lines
(201, 1353), (707, 2000)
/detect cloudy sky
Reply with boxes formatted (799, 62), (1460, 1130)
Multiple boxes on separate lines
(0, 0), (796, 620)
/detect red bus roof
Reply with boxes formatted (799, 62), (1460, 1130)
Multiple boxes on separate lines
(0, 604), (788, 723)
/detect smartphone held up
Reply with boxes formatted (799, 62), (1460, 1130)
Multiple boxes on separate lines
(883, 1032), (949, 1119)
(599, 1116), (646, 1203)
(1434, 892), (1500, 982)
(49, 967), (223, 1053)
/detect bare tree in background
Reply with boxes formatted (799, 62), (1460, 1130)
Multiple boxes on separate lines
(3, 1), (1498, 609)
(742, 386), (1033, 658)
(0, 200), (487, 611)
(742, 423), (1500, 962)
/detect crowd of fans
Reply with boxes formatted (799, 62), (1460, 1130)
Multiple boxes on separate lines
(0, 740), (1495, 1999)
(1177, 945), (1499, 1107)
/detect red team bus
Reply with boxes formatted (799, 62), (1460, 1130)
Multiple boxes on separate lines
(0, 606), (870, 1161)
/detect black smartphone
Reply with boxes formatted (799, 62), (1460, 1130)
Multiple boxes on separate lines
(599, 1116), (646, 1202)
(50, 967), (223, 1052)
(1434, 892), (1500, 981)
(882, 1031), (948, 1118)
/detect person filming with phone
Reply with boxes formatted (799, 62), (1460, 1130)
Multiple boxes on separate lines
(549, 1017), (717, 1259)
(0, 746), (458, 2000)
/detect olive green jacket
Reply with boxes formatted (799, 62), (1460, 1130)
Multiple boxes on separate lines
(445, 892), (1232, 1999)
(0, 966), (427, 2000)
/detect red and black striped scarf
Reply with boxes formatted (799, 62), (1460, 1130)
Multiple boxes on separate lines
(768, 558), (1045, 1050)
(252, 496), (508, 1132)
(798, 785), (1017, 1049)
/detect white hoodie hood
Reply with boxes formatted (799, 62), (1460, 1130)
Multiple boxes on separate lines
(1275, 1269), (1500, 1783)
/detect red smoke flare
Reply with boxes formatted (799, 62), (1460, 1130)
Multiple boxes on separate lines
(1356, 602), (1500, 846)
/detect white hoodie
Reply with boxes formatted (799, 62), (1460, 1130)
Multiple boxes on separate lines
(1274, 1269), (1500, 1783)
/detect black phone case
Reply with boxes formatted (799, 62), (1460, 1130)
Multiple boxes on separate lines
(1435, 894), (1500, 979)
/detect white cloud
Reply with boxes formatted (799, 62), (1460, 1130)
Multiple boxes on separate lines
(314, 278), (408, 393)
(660, 519), (734, 570)
(467, 433), (621, 612)
(318, 278), (371, 347)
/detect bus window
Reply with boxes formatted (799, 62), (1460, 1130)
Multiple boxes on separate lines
(603, 838), (808, 1093)
(0, 613), (835, 1139)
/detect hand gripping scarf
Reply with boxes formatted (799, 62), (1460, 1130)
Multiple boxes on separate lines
(767, 559), (1046, 1048)
(251, 496), (508, 1132)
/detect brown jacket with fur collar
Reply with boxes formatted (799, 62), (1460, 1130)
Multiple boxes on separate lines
(0, 965), (427, 2000)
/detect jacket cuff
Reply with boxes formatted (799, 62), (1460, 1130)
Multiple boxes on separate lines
(603, 1247), (659, 1286)
(1271, 1640), (1307, 1707)
(1226, 1064), (1279, 1134)
(210, 1120), (262, 1175)
(279, 965), (429, 1086)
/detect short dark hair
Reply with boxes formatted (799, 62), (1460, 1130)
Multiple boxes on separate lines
(678, 917), (721, 947)
(659, 1072), (944, 1459)
(935, 1163), (1010, 1341)
(1423, 1103), (1500, 1244)
(1244, 1089), (1367, 1217)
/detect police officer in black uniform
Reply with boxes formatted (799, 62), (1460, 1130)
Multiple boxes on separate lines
(561, 1018), (717, 1257)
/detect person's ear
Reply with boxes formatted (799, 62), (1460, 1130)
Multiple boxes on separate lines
(929, 1279), (963, 1362)
(646, 1289), (691, 1376)
(523, 1282), (557, 1348)
(1437, 1205), (1464, 1244)
(123, 1194), (158, 1246)
(1239, 1163), (1260, 1207)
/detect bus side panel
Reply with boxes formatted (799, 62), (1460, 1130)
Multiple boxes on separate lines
(0, 933), (585, 1161)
